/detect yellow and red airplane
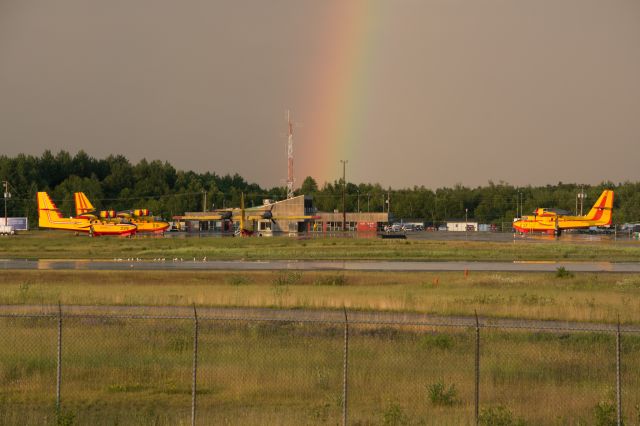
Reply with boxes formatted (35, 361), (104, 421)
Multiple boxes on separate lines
(74, 192), (170, 234)
(513, 190), (613, 235)
(37, 192), (137, 237)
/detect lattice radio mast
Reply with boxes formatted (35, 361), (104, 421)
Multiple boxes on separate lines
(286, 110), (295, 199)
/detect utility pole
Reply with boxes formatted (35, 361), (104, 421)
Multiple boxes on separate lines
(202, 191), (207, 213)
(286, 110), (295, 199)
(340, 160), (348, 231)
(578, 187), (586, 216)
(519, 192), (523, 219)
(465, 207), (468, 240)
(2, 181), (10, 226)
(387, 190), (390, 214)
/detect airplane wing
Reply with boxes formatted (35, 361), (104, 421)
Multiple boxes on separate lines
(547, 208), (572, 216)
(270, 215), (320, 220)
(174, 212), (234, 221)
(77, 213), (98, 220)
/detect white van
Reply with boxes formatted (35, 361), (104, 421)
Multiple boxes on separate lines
(0, 225), (15, 235)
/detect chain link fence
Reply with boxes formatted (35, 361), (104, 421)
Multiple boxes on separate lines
(1, 305), (639, 425)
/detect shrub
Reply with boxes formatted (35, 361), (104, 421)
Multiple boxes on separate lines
(479, 406), (526, 426)
(419, 333), (453, 350)
(594, 401), (616, 426)
(555, 266), (574, 279)
(56, 407), (76, 426)
(313, 273), (347, 286)
(226, 274), (252, 286)
(272, 270), (303, 286)
(382, 402), (409, 426)
(427, 380), (458, 406)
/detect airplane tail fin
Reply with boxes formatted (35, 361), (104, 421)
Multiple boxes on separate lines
(74, 192), (95, 216)
(240, 193), (246, 233)
(584, 190), (614, 226)
(37, 192), (63, 228)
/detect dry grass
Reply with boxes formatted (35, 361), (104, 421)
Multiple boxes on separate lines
(3, 268), (640, 423)
(2, 270), (640, 324)
(1, 318), (639, 425)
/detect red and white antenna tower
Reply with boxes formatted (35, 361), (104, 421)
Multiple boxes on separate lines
(286, 110), (294, 199)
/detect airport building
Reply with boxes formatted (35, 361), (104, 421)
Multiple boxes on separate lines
(176, 195), (389, 235)
(1, 217), (28, 231)
(445, 220), (478, 232)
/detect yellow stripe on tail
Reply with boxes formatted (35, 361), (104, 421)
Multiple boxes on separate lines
(74, 192), (95, 216)
(584, 190), (614, 226)
(37, 192), (63, 228)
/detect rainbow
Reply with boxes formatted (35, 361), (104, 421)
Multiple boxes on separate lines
(301, 2), (382, 185)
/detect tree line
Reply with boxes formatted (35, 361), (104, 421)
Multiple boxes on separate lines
(1, 151), (639, 227)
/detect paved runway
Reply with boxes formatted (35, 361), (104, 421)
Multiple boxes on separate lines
(2, 258), (640, 272)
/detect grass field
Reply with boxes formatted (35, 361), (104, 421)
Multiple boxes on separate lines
(2, 270), (640, 324)
(1, 317), (639, 425)
(3, 233), (640, 424)
(2, 231), (640, 261)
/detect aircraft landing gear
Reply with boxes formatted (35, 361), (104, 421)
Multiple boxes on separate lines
(89, 226), (94, 238)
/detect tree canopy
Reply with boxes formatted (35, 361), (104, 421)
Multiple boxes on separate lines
(1, 151), (638, 227)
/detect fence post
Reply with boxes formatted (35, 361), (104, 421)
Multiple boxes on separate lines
(475, 310), (480, 426)
(616, 318), (622, 426)
(342, 306), (349, 426)
(56, 302), (62, 412)
(191, 304), (199, 426)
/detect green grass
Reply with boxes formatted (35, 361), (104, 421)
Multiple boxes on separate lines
(1, 318), (639, 425)
(2, 270), (640, 324)
(2, 231), (640, 261)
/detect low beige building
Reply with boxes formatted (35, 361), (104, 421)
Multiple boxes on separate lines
(177, 194), (389, 235)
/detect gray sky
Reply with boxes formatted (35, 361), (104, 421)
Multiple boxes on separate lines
(1, 0), (639, 189)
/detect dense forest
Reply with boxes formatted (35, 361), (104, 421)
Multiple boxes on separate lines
(1, 151), (639, 227)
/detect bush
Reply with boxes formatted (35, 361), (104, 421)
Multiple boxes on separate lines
(419, 333), (453, 350)
(313, 273), (347, 286)
(479, 406), (526, 426)
(594, 401), (616, 426)
(226, 274), (252, 286)
(272, 270), (303, 286)
(56, 407), (76, 426)
(427, 380), (458, 406)
(555, 266), (574, 279)
(381, 402), (409, 426)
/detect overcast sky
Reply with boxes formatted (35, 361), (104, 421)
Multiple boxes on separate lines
(1, 0), (639, 189)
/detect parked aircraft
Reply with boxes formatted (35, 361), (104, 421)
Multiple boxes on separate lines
(513, 190), (613, 236)
(74, 192), (169, 234)
(37, 192), (137, 237)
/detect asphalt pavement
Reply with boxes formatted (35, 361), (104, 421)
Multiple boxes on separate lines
(1, 258), (640, 272)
